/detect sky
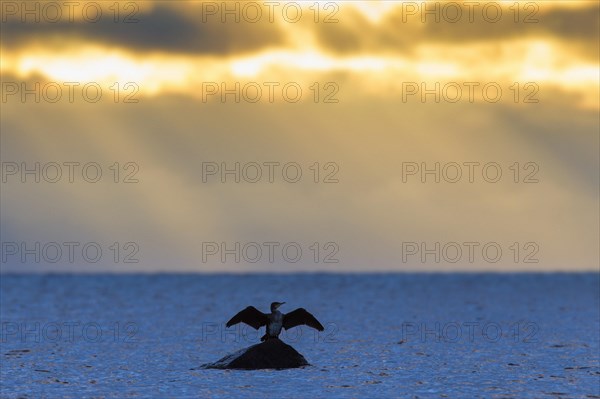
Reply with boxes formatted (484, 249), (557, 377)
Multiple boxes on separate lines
(0, 1), (598, 273)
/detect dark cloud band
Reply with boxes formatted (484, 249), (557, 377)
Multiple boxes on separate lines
(1, 3), (286, 55)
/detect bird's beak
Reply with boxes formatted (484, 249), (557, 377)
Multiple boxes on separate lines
(280, 302), (286, 306)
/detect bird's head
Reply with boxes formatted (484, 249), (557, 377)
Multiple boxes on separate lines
(270, 302), (285, 312)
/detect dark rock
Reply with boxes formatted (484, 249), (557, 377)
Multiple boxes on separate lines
(201, 338), (309, 370)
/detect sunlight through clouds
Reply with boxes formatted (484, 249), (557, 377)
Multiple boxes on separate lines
(1, 1), (598, 272)
(1, 0), (597, 106)
(4, 38), (596, 108)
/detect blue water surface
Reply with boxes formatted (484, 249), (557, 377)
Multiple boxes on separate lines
(1, 273), (599, 398)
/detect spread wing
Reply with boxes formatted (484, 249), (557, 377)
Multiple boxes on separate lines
(226, 306), (268, 330)
(283, 308), (324, 331)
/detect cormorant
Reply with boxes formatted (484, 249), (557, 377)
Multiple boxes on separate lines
(226, 302), (324, 341)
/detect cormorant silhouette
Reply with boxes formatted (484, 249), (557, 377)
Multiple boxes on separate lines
(226, 302), (324, 341)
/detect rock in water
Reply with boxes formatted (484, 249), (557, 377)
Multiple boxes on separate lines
(201, 338), (309, 370)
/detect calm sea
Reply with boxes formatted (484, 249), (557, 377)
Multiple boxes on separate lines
(1, 273), (599, 398)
